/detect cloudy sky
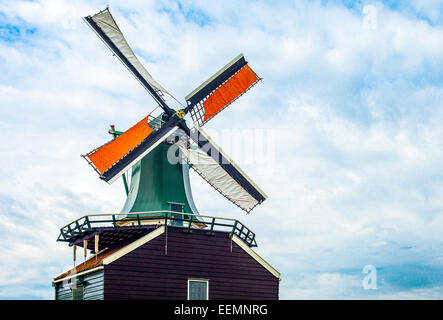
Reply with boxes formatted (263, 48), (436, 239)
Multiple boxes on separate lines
(1, 0), (443, 299)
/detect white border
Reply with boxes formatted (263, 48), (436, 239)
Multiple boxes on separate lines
(102, 226), (165, 264)
(53, 226), (165, 283)
(53, 266), (104, 284)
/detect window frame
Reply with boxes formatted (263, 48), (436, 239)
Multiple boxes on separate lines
(71, 283), (84, 300)
(187, 279), (209, 300)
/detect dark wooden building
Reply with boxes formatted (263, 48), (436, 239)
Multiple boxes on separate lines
(53, 222), (280, 300)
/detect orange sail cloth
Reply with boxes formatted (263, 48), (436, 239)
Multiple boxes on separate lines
(203, 64), (258, 122)
(87, 115), (153, 174)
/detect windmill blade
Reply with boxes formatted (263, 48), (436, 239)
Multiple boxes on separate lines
(185, 53), (261, 126)
(177, 125), (267, 213)
(83, 115), (179, 184)
(83, 8), (175, 115)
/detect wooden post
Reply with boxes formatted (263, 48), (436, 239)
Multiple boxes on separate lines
(73, 245), (77, 266)
(164, 214), (168, 256)
(209, 218), (215, 236)
(94, 234), (99, 252)
(83, 240), (88, 265)
(95, 234), (99, 263)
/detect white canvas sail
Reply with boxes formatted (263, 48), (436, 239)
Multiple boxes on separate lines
(85, 8), (168, 95)
(177, 141), (265, 213)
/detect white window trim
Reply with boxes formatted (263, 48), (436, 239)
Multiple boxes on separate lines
(187, 279), (209, 300)
(53, 266), (104, 284)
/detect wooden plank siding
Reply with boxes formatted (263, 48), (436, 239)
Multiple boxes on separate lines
(103, 227), (279, 300)
(55, 283), (72, 300)
(84, 270), (105, 300)
(54, 270), (104, 300)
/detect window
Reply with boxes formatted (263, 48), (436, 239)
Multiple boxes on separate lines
(72, 284), (84, 300)
(188, 279), (209, 300)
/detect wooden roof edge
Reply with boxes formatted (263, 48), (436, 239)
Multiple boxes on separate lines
(232, 235), (281, 280)
(52, 246), (120, 282)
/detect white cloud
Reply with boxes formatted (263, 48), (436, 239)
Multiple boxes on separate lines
(0, 0), (442, 299)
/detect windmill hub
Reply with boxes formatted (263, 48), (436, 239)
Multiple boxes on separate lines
(175, 109), (186, 119)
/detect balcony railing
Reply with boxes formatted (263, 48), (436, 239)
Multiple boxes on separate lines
(57, 211), (257, 247)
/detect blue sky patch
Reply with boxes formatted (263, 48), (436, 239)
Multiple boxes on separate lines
(159, 1), (212, 27)
(0, 13), (37, 43)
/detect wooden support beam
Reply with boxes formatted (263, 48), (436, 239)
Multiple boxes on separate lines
(73, 245), (77, 266)
(83, 240), (88, 264)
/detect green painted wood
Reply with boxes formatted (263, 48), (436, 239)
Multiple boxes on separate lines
(54, 270), (104, 300)
(121, 142), (198, 218)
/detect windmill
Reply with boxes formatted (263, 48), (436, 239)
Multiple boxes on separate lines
(52, 8), (280, 301)
(82, 8), (267, 218)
